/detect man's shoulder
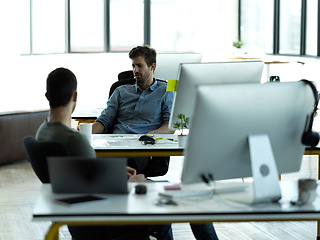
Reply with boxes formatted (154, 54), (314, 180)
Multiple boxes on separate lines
(115, 83), (136, 93)
(156, 79), (168, 85)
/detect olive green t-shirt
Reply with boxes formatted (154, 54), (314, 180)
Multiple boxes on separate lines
(36, 120), (96, 158)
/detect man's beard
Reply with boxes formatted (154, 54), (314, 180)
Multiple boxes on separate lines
(136, 71), (151, 84)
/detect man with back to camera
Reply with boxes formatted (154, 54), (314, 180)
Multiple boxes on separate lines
(36, 67), (173, 240)
(92, 46), (219, 240)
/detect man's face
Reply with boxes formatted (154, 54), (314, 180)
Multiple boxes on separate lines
(131, 56), (154, 84)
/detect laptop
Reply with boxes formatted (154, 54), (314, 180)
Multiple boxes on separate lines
(47, 157), (128, 194)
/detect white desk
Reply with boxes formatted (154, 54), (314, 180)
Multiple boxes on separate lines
(33, 181), (320, 240)
(92, 134), (183, 157)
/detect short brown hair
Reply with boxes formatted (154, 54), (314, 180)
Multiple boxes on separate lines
(129, 45), (157, 68)
(46, 68), (77, 108)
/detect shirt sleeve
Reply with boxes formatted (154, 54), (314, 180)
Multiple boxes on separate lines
(161, 90), (174, 125)
(95, 89), (120, 133)
(66, 133), (96, 157)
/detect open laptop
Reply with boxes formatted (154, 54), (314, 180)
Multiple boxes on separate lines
(47, 157), (128, 194)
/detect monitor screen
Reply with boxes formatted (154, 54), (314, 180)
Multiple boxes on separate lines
(154, 53), (202, 80)
(182, 81), (314, 183)
(169, 61), (264, 130)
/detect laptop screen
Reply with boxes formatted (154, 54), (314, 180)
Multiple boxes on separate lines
(47, 157), (128, 194)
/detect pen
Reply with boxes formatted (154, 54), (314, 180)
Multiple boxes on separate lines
(167, 138), (178, 142)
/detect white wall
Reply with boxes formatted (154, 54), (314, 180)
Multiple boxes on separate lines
(0, 53), (133, 112)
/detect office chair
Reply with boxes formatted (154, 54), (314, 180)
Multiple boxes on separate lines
(23, 136), (70, 183)
(118, 70), (134, 81)
(109, 71), (167, 98)
(107, 71), (170, 177)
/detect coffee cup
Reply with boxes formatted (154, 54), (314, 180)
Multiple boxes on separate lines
(298, 178), (318, 205)
(79, 123), (92, 142)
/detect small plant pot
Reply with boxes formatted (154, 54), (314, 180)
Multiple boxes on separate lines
(178, 135), (188, 148)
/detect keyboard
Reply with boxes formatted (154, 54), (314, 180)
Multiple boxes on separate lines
(158, 184), (248, 199)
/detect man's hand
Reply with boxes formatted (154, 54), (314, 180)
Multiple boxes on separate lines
(147, 124), (175, 134)
(126, 166), (146, 182)
(128, 174), (146, 182)
(92, 121), (105, 134)
(126, 166), (136, 178)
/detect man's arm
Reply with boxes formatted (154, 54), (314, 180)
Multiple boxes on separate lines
(147, 123), (175, 134)
(92, 121), (105, 134)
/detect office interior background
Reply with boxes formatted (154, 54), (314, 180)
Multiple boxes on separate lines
(1, 0), (320, 115)
(1, 1), (320, 239)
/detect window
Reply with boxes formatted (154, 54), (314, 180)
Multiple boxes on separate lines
(240, 0), (274, 54)
(109, 0), (144, 51)
(306, 0), (318, 56)
(20, 1), (31, 54)
(151, 0), (237, 54)
(32, 0), (66, 54)
(279, 0), (301, 55)
(70, 0), (105, 52)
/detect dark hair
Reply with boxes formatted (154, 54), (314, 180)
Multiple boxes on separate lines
(46, 68), (77, 108)
(129, 45), (157, 68)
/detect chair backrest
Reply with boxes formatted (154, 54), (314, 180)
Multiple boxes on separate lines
(23, 136), (70, 183)
(109, 78), (136, 98)
(109, 71), (168, 98)
(118, 70), (134, 81)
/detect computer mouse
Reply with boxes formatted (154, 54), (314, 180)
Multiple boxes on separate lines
(138, 135), (155, 143)
(135, 184), (147, 195)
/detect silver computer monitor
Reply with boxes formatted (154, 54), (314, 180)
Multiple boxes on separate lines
(154, 53), (202, 80)
(169, 61), (264, 129)
(181, 81), (315, 203)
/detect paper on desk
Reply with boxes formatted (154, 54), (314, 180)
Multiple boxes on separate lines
(94, 139), (130, 148)
(106, 135), (139, 140)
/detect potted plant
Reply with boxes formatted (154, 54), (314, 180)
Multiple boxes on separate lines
(232, 39), (244, 57)
(232, 39), (243, 48)
(173, 113), (189, 147)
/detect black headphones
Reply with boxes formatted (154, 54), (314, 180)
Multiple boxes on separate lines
(301, 79), (320, 147)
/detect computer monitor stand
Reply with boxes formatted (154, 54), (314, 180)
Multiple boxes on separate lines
(226, 134), (282, 205)
(248, 134), (282, 204)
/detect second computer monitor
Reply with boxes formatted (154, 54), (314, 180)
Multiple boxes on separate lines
(169, 61), (264, 129)
(181, 81), (315, 184)
(180, 81), (316, 203)
(154, 53), (202, 80)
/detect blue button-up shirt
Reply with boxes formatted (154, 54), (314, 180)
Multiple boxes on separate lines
(96, 79), (174, 134)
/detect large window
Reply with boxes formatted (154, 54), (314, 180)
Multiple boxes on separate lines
(24, 0), (320, 57)
(240, 0), (273, 54)
(32, 0), (66, 54)
(240, 0), (319, 57)
(306, 0), (318, 56)
(25, 0), (237, 55)
(70, 0), (105, 52)
(20, 1), (31, 54)
(151, 0), (237, 54)
(279, 0), (301, 54)
(109, 0), (144, 51)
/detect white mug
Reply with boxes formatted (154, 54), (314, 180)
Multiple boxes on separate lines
(79, 123), (92, 142)
(298, 178), (318, 205)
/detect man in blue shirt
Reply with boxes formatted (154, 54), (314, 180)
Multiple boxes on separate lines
(92, 46), (174, 135)
(92, 46), (219, 240)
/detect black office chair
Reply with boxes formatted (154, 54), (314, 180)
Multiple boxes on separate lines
(107, 71), (170, 177)
(109, 70), (167, 98)
(118, 70), (134, 81)
(23, 136), (70, 183)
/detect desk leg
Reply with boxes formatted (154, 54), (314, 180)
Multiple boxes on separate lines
(45, 222), (64, 240)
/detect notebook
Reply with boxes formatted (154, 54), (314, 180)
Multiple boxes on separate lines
(47, 157), (128, 194)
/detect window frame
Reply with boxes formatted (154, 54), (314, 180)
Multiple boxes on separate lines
(239, 0), (320, 57)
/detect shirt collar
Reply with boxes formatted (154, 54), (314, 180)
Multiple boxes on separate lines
(135, 78), (157, 92)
